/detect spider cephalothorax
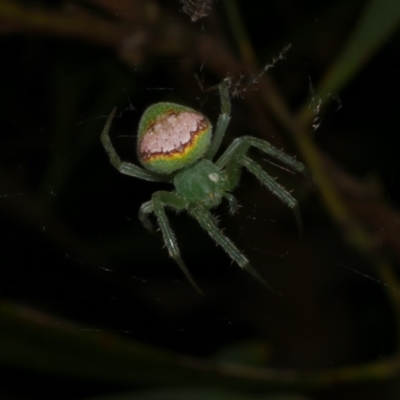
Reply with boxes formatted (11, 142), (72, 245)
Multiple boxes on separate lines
(101, 80), (309, 294)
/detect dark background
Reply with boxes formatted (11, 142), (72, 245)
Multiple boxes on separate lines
(1, 0), (400, 399)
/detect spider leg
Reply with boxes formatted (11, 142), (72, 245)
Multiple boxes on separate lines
(150, 191), (203, 294)
(139, 192), (189, 233)
(216, 136), (310, 179)
(188, 204), (275, 291)
(237, 155), (303, 236)
(223, 193), (240, 215)
(215, 136), (308, 236)
(205, 80), (231, 160)
(101, 108), (169, 182)
(139, 200), (155, 233)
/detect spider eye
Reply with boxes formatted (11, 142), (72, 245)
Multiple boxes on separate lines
(208, 173), (219, 182)
(137, 102), (212, 174)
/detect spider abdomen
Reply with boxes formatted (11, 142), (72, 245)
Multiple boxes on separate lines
(174, 159), (227, 208)
(137, 102), (212, 175)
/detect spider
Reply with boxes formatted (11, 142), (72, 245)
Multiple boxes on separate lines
(101, 80), (309, 294)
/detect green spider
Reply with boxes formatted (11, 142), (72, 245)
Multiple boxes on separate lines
(101, 80), (308, 294)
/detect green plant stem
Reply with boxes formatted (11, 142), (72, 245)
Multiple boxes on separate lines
(222, 0), (257, 69)
(0, 0), (123, 46)
(2, 300), (400, 390)
(223, 0), (400, 350)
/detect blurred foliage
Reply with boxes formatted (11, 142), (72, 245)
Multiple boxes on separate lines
(1, 0), (400, 399)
